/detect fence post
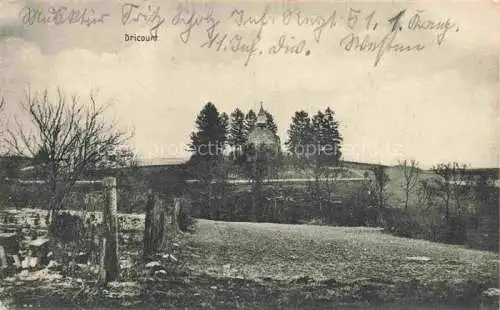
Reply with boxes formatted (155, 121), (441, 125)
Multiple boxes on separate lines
(101, 177), (119, 283)
(98, 237), (107, 282)
(143, 190), (154, 259)
(154, 199), (169, 252)
(173, 198), (181, 235)
(143, 192), (169, 259)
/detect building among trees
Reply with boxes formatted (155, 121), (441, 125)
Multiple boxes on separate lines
(246, 103), (280, 153)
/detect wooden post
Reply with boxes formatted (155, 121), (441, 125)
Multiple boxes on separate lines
(0, 246), (6, 279)
(173, 198), (181, 234)
(154, 199), (169, 251)
(101, 177), (119, 282)
(143, 192), (169, 259)
(98, 237), (107, 283)
(143, 191), (154, 259)
(0, 246), (7, 269)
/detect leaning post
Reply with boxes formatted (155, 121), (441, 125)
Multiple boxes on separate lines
(101, 176), (120, 283)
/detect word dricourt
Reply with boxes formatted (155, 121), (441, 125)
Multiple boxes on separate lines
(124, 33), (159, 42)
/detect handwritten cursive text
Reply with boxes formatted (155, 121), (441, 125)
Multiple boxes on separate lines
(19, 6), (109, 26)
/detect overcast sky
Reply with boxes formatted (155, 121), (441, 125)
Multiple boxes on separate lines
(0, 0), (498, 168)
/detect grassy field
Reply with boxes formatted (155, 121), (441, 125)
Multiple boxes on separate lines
(185, 219), (499, 308)
(1, 213), (498, 309)
(189, 219), (497, 280)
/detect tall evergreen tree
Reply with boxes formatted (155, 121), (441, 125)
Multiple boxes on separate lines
(220, 112), (229, 139)
(188, 102), (228, 160)
(311, 110), (324, 149)
(312, 108), (342, 165)
(321, 107), (342, 164)
(265, 111), (278, 136)
(245, 110), (257, 135)
(188, 102), (228, 217)
(286, 110), (312, 156)
(310, 111), (325, 176)
(228, 108), (246, 160)
(228, 108), (246, 148)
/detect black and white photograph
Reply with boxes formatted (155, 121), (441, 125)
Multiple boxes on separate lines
(0, 0), (498, 308)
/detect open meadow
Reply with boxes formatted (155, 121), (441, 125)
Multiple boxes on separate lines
(0, 210), (498, 309)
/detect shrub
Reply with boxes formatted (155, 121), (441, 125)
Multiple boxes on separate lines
(382, 208), (417, 237)
(188, 182), (379, 227)
(176, 198), (196, 232)
(49, 212), (86, 243)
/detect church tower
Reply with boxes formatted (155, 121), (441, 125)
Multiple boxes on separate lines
(247, 102), (280, 152)
(256, 102), (268, 126)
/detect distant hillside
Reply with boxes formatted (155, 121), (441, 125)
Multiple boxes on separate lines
(461, 168), (499, 180)
(340, 160), (388, 170)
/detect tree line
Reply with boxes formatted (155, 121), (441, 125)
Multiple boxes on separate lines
(370, 160), (498, 251)
(187, 102), (343, 179)
(185, 102), (343, 222)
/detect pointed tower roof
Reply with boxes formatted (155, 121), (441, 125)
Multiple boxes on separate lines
(256, 101), (267, 126)
(247, 101), (280, 152)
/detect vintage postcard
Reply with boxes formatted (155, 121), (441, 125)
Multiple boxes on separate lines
(0, 0), (498, 309)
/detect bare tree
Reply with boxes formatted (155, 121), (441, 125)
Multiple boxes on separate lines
(448, 162), (469, 214)
(6, 88), (130, 223)
(432, 163), (452, 220)
(417, 178), (440, 212)
(432, 162), (469, 220)
(371, 165), (390, 209)
(397, 159), (421, 211)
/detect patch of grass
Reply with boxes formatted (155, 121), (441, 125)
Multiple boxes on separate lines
(186, 220), (499, 306)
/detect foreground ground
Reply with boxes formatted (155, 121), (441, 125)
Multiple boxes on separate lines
(1, 215), (499, 309)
